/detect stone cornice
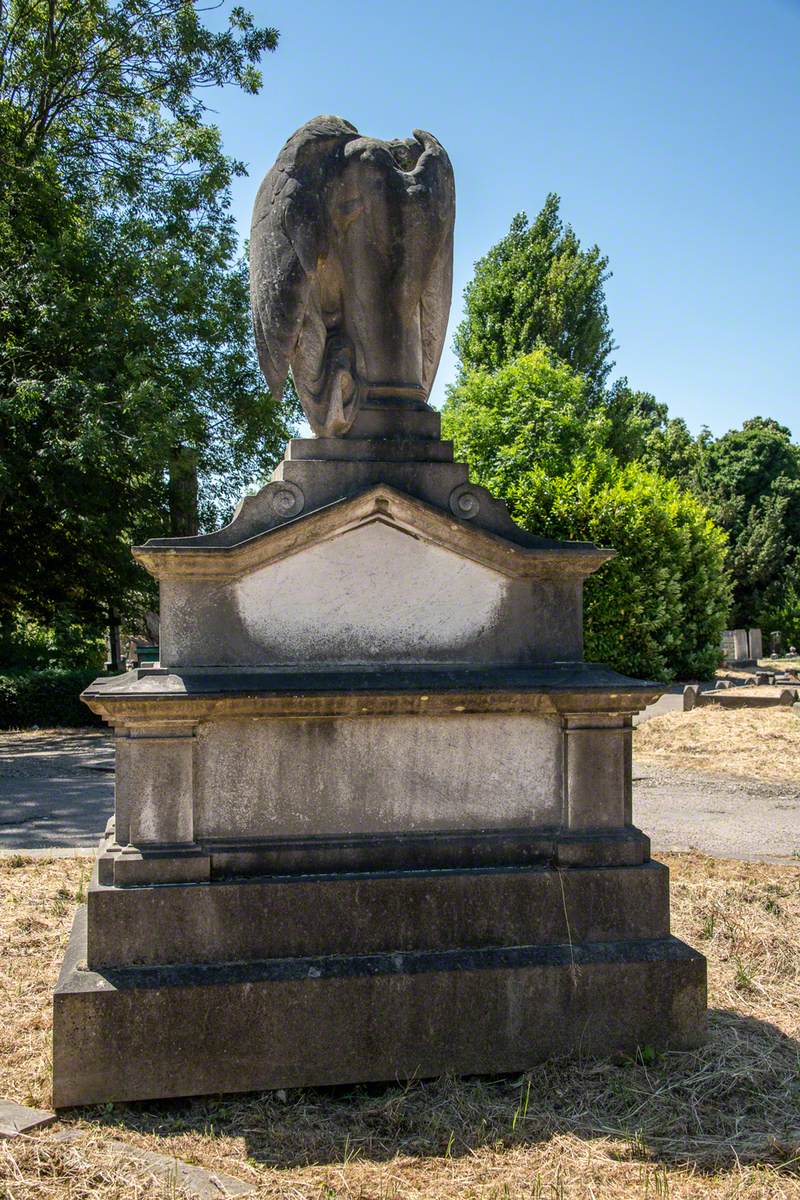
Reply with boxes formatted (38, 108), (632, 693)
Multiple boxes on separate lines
(133, 486), (613, 583)
(82, 662), (661, 725)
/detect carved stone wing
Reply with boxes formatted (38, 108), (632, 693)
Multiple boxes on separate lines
(411, 130), (456, 394)
(249, 116), (358, 402)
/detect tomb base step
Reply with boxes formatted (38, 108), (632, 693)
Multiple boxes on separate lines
(53, 905), (706, 1108)
(86, 859), (671, 968)
(97, 825), (652, 886)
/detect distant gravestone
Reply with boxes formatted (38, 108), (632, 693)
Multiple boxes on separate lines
(733, 629), (749, 661)
(748, 628), (763, 661)
(721, 629), (749, 663)
(720, 631), (737, 663)
(770, 631), (782, 655)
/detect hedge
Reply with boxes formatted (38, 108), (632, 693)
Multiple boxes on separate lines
(0, 668), (105, 729)
(511, 461), (731, 680)
(444, 353), (731, 681)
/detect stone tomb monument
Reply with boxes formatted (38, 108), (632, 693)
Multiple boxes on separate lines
(53, 117), (706, 1107)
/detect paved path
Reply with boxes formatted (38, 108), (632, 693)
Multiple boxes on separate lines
(1, 720), (797, 862)
(0, 730), (114, 850)
(633, 687), (686, 723)
(634, 763), (799, 863)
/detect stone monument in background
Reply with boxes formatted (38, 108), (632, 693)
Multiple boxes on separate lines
(52, 117), (706, 1107)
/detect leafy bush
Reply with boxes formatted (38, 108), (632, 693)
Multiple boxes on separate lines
(444, 349), (606, 488)
(444, 352), (731, 680)
(0, 609), (106, 671)
(512, 462), (731, 680)
(0, 669), (104, 729)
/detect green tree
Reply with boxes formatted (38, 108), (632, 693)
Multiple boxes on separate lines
(759, 582), (800, 652)
(443, 353), (730, 679)
(513, 463), (730, 680)
(0, 0), (295, 646)
(696, 418), (800, 627)
(453, 196), (615, 390)
(443, 348), (608, 493)
(602, 379), (702, 485)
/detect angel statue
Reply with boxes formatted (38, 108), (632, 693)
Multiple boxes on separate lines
(249, 116), (455, 437)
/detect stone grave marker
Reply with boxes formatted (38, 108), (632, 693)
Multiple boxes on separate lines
(720, 630), (737, 663)
(52, 116), (706, 1107)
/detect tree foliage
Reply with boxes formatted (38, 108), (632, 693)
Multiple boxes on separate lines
(442, 349), (607, 491)
(601, 379), (702, 484)
(453, 196), (615, 390)
(694, 418), (800, 629)
(0, 668), (104, 727)
(451, 188), (800, 653)
(512, 463), (730, 681)
(0, 0), (293, 641)
(600, 404), (800, 637)
(443, 352), (731, 680)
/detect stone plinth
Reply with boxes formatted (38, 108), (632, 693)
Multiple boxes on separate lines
(55, 904), (704, 1108)
(53, 403), (706, 1107)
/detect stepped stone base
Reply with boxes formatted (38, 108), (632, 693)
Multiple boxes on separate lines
(55, 400), (707, 1107)
(53, 870), (706, 1108)
(85, 860), (669, 967)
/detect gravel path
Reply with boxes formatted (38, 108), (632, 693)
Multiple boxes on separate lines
(634, 762), (800, 863)
(0, 726), (797, 862)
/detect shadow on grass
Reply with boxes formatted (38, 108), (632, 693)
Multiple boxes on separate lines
(72, 1007), (800, 1176)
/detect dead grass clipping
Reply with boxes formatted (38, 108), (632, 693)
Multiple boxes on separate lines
(635, 705), (800, 782)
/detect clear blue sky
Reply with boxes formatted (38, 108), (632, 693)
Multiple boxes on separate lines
(205, 0), (800, 438)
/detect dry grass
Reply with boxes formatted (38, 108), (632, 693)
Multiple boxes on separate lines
(1, 852), (800, 1199)
(635, 706), (800, 782)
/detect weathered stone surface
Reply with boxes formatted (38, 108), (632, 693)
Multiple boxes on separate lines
(733, 628), (749, 661)
(53, 115), (705, 1107)
(285, 435), (454, 462)
(216, 525), (576, 668)
(721, 628), (752, 663)
(720, 629), (737, 663)
(344, 404), (441, 440)
(140, 453), (581, 549)
(249, 117), (454, 436)
(193, 713), (561, 839)
(84, 660), (661, 706)
(95, 824), (649, 882)
(86, 861), (670, 968)
(748, 628), (763, 660)
(51, 1130), (254, 1197)
(133, 486), (610, 670)
(54, 906), (706, 1109)
(0, 1099), (55, 1137)
(563, 715), (629, 830)
(79, 667), (660, 887)
(695, 685), (798, 708)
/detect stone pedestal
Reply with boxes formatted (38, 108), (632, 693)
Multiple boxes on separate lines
(53, 403), (706, 1107)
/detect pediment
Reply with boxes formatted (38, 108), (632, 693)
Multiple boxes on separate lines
(133, 485), (612, 583)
